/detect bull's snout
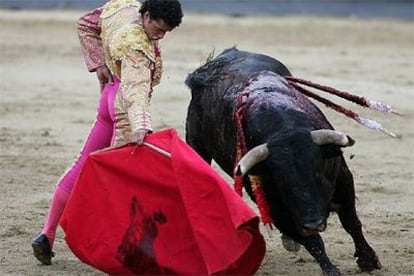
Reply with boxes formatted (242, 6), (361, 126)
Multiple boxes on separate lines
(301, 219), (326, 236)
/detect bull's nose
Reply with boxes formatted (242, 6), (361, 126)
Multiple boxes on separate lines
(303, 219), (326, 232)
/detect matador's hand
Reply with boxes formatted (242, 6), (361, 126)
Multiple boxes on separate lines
(131, 129), (151, 145)
(96, 65), (113, 93)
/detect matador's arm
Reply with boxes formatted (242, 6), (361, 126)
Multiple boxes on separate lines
(120, 50), (153, 132)
(77, 8), (105, 72)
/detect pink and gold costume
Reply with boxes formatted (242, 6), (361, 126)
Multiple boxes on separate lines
(78, 0), (162, 145)
(40, 0), (163, 248)
(59, 0), (164, 193)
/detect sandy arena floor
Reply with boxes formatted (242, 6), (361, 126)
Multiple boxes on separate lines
(0, 9), (413, 275)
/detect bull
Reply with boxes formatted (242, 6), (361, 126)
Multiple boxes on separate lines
(184, 47), (382, 275)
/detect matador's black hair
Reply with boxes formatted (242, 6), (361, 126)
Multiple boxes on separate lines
(140, 0), (183, 29)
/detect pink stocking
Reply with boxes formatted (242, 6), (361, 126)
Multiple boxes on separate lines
(41, 186), (69, 248)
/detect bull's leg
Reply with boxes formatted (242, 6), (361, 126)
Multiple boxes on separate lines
(296, 234), (341, 276)
(185, 108), (213, 164)
(333, 162), (382, 272)
(186, 141), (212, 165)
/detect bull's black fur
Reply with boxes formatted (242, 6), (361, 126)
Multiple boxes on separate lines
(185, 47), (381, 275)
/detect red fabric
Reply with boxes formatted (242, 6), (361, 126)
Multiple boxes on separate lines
(61, 128), (265, 275)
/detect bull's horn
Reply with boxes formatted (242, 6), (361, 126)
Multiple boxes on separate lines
(235, 144), (269, 177)
(311, 129), (355, 147)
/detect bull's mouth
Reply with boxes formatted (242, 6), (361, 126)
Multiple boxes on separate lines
(299, 220), (327, 236)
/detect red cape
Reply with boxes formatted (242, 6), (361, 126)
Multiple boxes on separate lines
(61, 128), (265, 275)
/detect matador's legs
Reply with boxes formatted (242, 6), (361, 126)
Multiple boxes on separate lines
(32, 80), (119, 265)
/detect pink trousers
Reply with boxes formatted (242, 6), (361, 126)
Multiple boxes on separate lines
(41, 79), (119, 247)
(59, 78), (119, 193)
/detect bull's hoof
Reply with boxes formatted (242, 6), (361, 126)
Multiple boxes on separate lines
(356, 255), (382, 272)
(281, 234), (301, 252)
(322, 267), (342, 276)
(32, 234), (55, 265)
(355, 248), (382, 272)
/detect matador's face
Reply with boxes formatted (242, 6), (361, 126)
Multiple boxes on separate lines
(142, 11), (172, 41)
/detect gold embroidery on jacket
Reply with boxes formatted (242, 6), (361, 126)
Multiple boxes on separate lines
(100, 1), (155, 77)
(152, 49), (162, 86)
(113, 92), (131, 147)
(120, 51), (153, 132)
(110, 25), (155, 62)
(101, 0), (139, 19)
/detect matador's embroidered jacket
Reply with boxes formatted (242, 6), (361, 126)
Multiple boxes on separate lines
(77, 0), (162, 146)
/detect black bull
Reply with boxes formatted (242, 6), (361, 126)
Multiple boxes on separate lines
(185, 47), (381, 275)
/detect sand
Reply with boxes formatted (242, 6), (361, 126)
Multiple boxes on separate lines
(0, 9), (413, 276)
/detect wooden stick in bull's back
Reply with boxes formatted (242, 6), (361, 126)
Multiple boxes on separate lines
(285, 76), (402, 116)
(286, 79), (401, 138)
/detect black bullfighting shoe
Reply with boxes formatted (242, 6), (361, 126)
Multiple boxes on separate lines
(32, 234), (55, 265)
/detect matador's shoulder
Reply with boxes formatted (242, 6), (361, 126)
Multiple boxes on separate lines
(109, 25), (155, 62)
(101, 0), (155, 62)
(101, 0), (141, 18)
